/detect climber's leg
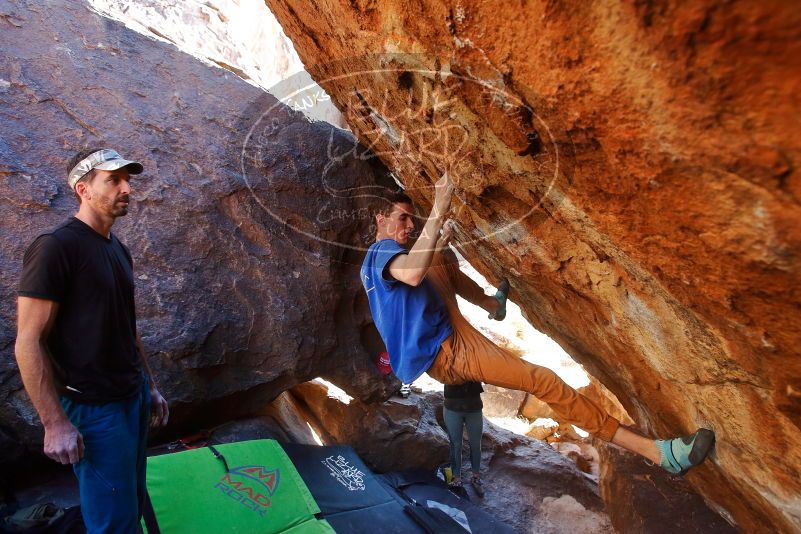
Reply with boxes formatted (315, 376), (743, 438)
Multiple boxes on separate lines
(428, 330), (620, 441)
(611, 426), (660, 463)
(428, 328), (715, 472)
(423, 252), (714, 473)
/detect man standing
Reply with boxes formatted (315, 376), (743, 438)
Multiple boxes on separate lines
(15, 148), (169, 533)
(360, 172), (715, 476)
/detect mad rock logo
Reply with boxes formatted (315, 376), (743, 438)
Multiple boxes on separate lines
(214, 465), (280, 516)
(322, 455), (365, 491)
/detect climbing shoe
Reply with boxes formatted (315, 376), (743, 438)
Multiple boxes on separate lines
(655, 428), (716, 475)
(441, 465), (454, 485)
(488, 278), (510, 321)
(470, 474), (485, 498)
(448, 476), (468, 498)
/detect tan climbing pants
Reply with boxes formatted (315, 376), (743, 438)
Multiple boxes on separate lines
(425, 252), (620, 442)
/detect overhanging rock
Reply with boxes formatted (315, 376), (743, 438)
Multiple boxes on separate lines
(265, 1), (801, 531)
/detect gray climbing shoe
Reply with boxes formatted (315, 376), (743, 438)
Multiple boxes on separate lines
(656, 428), (716, 475)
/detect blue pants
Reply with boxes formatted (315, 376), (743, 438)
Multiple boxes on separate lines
(443, 408), (483, 478)
(61, 378), (150, 534)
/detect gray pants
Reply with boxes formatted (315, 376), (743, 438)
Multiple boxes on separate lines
(443, 407), (482, 478)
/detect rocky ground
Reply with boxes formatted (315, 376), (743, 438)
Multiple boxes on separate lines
(290, 379), (735, 533)
(5, 381), (737, 534)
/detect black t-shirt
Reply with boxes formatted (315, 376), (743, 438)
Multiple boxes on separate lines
(443, 381), (483, 413)
(18, 217), (143, 403)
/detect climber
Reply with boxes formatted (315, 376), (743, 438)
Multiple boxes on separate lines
(359, 171), (716, 476)
(15, 148), (169, 534)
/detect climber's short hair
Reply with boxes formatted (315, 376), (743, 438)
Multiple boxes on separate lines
(372, 189), (413, 218)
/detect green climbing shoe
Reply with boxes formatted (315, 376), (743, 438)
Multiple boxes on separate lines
(656, 428), (716, 475)
(488, 278), (510, 321)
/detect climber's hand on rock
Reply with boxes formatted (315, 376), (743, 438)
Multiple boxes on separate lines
(433, 172), (454, 218)
(436, 220), (454, 250)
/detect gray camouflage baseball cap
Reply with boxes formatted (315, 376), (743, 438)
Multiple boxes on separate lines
(67, 149), (143, 190)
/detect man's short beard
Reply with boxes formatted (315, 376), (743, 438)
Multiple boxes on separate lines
(95, 196), (128, 218)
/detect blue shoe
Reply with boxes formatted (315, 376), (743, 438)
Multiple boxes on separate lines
(656, 428), (715, 475)
(488, 278), (510, 321)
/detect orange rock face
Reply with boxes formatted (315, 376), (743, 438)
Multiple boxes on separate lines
(266, 2), (801, 531)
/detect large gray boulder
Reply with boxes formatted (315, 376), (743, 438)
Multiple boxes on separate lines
(0, 0), (393, 465)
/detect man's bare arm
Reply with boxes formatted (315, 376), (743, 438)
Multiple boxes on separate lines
(389, 173), (454, 286)
(15, 297), (84, 464)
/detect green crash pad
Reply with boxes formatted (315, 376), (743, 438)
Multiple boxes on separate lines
(142, 439), (334, 534)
